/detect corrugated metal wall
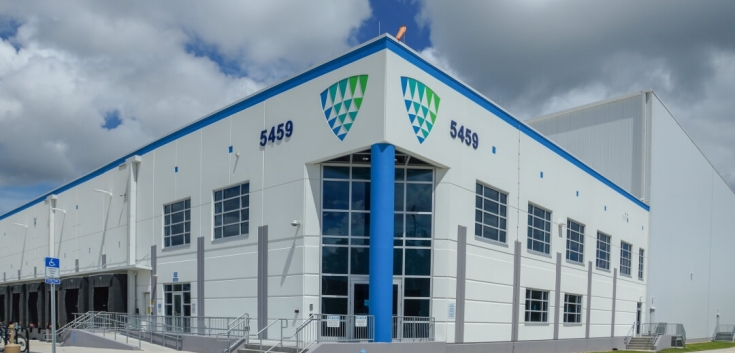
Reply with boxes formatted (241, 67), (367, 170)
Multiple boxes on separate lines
(528, 94), (649, 201)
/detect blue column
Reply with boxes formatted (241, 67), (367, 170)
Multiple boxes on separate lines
(369, 143), (395, 343)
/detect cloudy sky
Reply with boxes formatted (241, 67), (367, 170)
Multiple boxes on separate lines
(1, 0), (734, 214)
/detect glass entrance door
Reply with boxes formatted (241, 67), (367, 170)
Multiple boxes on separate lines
(349, 278), (401, 340)
(164, 284), (191, 333)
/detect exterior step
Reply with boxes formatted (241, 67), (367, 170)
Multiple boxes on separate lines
(626, 337), (656, 350)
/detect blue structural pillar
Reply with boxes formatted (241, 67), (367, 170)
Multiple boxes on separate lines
(369, 143), (395, 343)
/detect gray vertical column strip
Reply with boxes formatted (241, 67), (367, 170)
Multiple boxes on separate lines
(455, 226), (467, 343)
(586, 261), (592, 338)
(197, 236), (205, 333)
(258, 226), (269, 339)
(553, 253), (562, 340)
(511, 241), (522, 342)
(151, 245), (157, 316)
(611, 268), (617, 337)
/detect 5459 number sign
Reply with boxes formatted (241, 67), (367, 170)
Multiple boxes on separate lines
(449, 120), (479, 149)
(260, 120), (294, 147)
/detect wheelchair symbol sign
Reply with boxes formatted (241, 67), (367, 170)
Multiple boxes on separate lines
(45, 257), (60, 268)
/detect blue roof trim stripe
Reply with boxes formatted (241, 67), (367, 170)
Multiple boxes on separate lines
(0, 38), (390, 221)
(1, 36), (647, 220)
(384, 40), (649, 211)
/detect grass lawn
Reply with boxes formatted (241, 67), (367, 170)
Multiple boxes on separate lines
(591, 341), (735, 353)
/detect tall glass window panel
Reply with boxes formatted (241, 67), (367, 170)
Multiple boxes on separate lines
(525, 289), (549, 322)
(213, 183), (249, 239)
(620, 241), (632, 276)
(164, 199), (191, 247)
(527, 204), (551, 254)
(563, 294), (582, 323)
(475, 183), (508, 243)
(638, 249), (645, 280)
(566, 220), (584, 263)
(596, 232), (611, 270)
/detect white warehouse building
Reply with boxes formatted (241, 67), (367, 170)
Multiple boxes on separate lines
(0, 35), (727, 353)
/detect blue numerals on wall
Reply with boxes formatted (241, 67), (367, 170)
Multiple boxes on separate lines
(260, 120), (294, 147)
(449, 120), (479, 149)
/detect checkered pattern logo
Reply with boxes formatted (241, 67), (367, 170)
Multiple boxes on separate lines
(319, 75), (369, 141)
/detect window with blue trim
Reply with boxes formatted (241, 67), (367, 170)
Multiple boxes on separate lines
(527, 204), (551, 254)
(566, 220), (584, 263)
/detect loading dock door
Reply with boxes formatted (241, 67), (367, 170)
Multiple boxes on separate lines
(11, 293), (20, 323)
(93, 287), (109, 311)
(27, 292), (39, 327)
(65, 289), (79, 323)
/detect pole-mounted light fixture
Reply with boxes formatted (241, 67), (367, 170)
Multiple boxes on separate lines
(50, 207), (66, 214)
(93, 189), (113, 197)
(12, 223), (28, 228)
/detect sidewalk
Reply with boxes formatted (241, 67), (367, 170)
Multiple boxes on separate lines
(27, 340), (197, 353)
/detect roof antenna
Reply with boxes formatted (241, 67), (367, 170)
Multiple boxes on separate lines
(396, 26), (407, 42)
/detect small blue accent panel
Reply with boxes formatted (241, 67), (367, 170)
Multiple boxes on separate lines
(576, 191), (579, 197)
(369, 143), (395, 343)
(604, 206), (607, 211)
(175, 166), (179, 173)
(540, 171), (544, 178)
(492, 146), (496, 154)
(228, 146), (233, 153)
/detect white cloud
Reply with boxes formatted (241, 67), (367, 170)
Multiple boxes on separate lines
(0, 0), (371, 205)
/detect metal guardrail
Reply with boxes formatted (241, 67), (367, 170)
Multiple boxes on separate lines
(638, 322), (686, 348)
(393, 316), (435, 342)
(217, 313), (251, 353)
(624, 322), (636, 345)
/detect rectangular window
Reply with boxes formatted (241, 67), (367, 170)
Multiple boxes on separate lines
(474, 183), (508, 243)
(164, 199), (191, 247)
(620, 241), (632, 276)
(596, 232), (611, 270)
(527, 204), (551, 254)
(564, 294), (582, 323)
(638, 248), (645, 280)
(213, 183), (250, 239)
(566, 220), (584, 263)
(525, 289), (549, 322)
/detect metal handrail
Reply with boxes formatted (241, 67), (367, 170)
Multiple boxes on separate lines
(624, 321), (636, 345)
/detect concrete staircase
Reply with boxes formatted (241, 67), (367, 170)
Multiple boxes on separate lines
(714, 332), (735, 341)
(626, 336), (656, 351)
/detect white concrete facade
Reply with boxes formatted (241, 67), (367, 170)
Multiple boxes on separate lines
(0, 36), (649, 345)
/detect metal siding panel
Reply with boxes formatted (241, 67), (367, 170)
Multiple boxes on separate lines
(529, 95), (647, 201)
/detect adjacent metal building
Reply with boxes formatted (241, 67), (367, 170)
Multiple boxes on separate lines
(529, 91), (735, 341)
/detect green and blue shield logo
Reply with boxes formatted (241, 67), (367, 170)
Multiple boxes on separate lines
(401, 77), (440, 144)
(320, 75), (369, 141)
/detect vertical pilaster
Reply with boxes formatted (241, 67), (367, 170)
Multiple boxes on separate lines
(554, 253), (562, 340)
(369, 143), (395, 343)
(511, 241), (522, 342)
(455, 226), (467, 343)
(586, 261), (592, 338)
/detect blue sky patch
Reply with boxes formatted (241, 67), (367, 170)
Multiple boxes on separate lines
(185, 34), (243, 77)
(357, 0), (431, 51)
(102, 110), (122, 130)
(0, 182), (60, 216)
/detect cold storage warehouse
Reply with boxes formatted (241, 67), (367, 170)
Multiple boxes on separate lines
(0, 35), (706, 353)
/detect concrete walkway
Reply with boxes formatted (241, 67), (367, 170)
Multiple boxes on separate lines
(27, 340), (197, 353)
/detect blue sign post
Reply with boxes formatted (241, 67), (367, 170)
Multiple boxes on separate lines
(45, 257), (60, 353)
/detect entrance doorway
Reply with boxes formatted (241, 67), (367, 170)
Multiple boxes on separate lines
(164, 284), (191, 333)
(93, 287), (109, 312)
(65, 289), (79, 323)
(636, 302), (642, 334)
(349, 278), (402, 339)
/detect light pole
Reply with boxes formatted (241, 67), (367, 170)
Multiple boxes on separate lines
(48, 207), (65, 353)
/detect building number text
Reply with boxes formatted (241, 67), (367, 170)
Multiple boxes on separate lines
(449, 120), (479, 149)
(260, 120), (294, 147)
